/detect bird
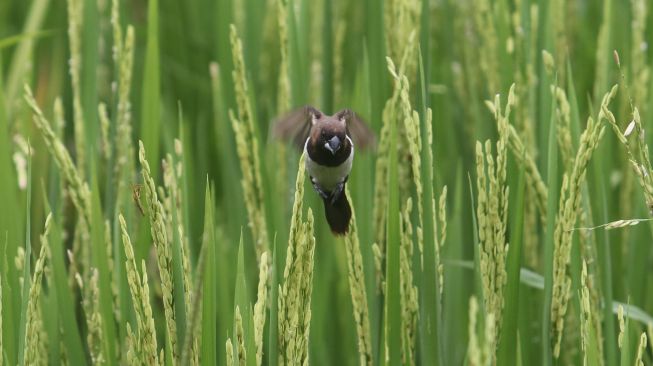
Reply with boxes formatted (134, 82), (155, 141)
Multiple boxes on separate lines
(273, 106), (375, 235)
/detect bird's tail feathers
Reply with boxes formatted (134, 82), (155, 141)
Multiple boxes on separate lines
(322, 190), (351, 235)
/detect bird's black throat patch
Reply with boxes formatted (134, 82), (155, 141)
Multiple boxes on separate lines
(306, 137), (352, 167)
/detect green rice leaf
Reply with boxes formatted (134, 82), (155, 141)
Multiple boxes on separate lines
(497, 155), (525, 365)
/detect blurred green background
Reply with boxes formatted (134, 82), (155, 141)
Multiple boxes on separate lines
(2, 0), (653, 365)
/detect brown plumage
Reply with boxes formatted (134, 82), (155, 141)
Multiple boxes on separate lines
(273, 106), (375, 234)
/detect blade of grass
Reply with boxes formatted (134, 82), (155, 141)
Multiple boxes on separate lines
(447, 263), (653, 327)
(0, 56), (20, 366)
(169, 153), (188, 350)
(442, 165), (468, 364)
(201, 183), (217, 366)
(0, 30), (56, 50)
(81, 0), (98, 164)
(5, 0), (50, 105)
(497, 155), (525, 364)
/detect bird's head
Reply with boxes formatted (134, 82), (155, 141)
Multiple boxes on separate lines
(310, 110), (348, 156)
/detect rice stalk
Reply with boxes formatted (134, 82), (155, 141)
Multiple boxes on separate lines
(384, 0), (421, 82)
(471, 0), (499, 94)
(276, 0), (291, 112)
(66, 0), (86, 175)
(578, 262), (589, 361)
(15, 247), (25, 286)
(162, 149), (193, 305)
(371, 70), (396, 275)
(23, 214), (52, 366)
(234, 306), (246, 366)
(99, 103), (111, 161)
(169, 140), (198, 364)
(119, 214), (160, 366)
(308, 0), (324, 104)
(394, 34), (419, 213)
(229, 24), (269, 261)
(466, 296), (481, 366)
(511, 3), (541, 269)
(84, 268), (105, 365)
(542, 50), (555, 76)
(399, 198), (418, 364)
(424, 106), (446, 294)
(551, 85), (618, 358)
(226, 339), (234, 366)
(4, 0), (49, 108)
(617, 305), (625, 349)
(181, 219), (208, 366)
(272, 0), (290, 223)
(475, 85), (514, 346)
(501, 109), (548, 227)
(593, 0), (612, 98)
(110, 0), (122, 62)
(113, 25), (136, 212)
(253, 252), (269, 366)
(388, 58), (424, 267)
(451, 2), (482, 146)
(635, 332), (647, 366)
(138, 141), (178, 364)
(24, 85), (92, 284)
(629, 0), (649, 110)
(104, 219), (120, 325)
(11, 136), (30, 192)
(332, 17), (346, 107)
(482, 313), (496, 365)
(278, 154), (316, 366)
(371, 96), (391, 287)
(604, 86), (653, 216)
(571, 218), (653, 231)
(23, 86), (92, 223)
(466, 295), (494, 366)
(437, 186), (447, 293)
(344, 190), (372, 366)
(125, 324), (138, 366)
(551, 85), (573, 170)
(550, 0), (567, 71)
(371, 48), (417, 288)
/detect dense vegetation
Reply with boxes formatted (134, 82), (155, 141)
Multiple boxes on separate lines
(1, 0), (653, 365)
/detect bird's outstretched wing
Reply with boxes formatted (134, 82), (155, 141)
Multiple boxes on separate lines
(334, 109), (376, 150)
(273, 106), (376, 151)
(272, 106), (321, 150)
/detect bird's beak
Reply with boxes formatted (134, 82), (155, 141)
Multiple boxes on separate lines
(325, 136), (341, 155)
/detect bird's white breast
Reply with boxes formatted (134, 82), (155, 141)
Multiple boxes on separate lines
(304, 137), (354, 192)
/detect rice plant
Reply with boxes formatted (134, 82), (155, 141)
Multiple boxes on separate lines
(1, 0), (653, 365)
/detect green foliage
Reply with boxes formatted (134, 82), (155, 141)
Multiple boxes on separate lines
(2, 0), (653, 365)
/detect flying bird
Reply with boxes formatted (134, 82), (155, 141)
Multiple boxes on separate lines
(273, 106), (375, 235)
